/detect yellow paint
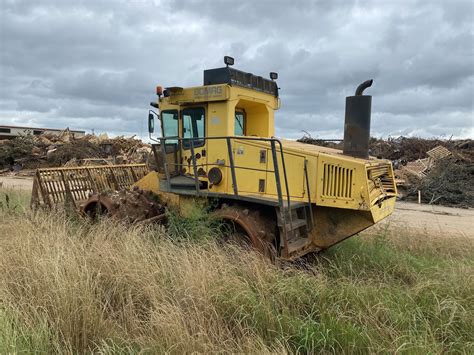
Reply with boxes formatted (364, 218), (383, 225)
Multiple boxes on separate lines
(370, 196), (396, 223)
(133, 171), (160, 194)
(148, 74), (396, 231)
(133, 172), (208, 217)
(167, 85), (230, 104)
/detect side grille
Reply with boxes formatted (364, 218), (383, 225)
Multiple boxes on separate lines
(322, 163), (354, 199)
(367, 163), (397, 204)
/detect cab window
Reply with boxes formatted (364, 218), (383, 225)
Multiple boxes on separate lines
(234, 111), (246, 136)
(161, 110), (179, 144)
(182, 107), (205, 149)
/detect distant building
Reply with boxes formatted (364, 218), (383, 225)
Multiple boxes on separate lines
(0, 125), (86, 140)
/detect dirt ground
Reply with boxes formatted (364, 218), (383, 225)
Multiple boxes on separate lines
(1, 175), (472, 238)
(371, 201), (474, 239)
(0, 176), (34, 190)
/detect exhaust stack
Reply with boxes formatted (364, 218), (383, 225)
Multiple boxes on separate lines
(343, 79), (373, 159)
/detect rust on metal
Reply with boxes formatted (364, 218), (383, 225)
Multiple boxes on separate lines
(213, 205), (277, 259)
(80, 188), (165, 224)
(30, 164), (149, 209)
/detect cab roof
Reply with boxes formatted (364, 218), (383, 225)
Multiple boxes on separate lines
(203, 66), (278, 97)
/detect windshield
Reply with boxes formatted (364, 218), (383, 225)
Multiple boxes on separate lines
(182, 107), (205, 149)
(161, 110), (179, 144)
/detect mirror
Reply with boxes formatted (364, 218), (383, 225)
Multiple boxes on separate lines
(148, 112), (154, 133)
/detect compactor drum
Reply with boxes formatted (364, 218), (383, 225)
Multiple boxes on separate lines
(32, 57), (397, 260)
(80, 188), (165, 224)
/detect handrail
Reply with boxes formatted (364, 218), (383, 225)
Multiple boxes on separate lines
(155, 136), (291, 197)
(189, 138), (200, 194)
(155, 135), (293, 253)
(226, 138), (238, 196)
(157, 135), (285, 143)
(304, 160), (314, 231)
(156, 162), (276, 174)
(270, 140), (289, 254)
(279, 148), (291, 211)
(159, 140), (171, 183)
(155, 136), (291, 194)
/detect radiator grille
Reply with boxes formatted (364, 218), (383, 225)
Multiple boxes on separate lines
(322, 163), (354, 199)
(367, 163), (397, 205)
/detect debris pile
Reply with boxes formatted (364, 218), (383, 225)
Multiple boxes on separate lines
(297, 135), (343, 149)
(414, 156), (473, 208)
(0, 129), (151, 173)
(397, 142), (473, 208)
(298, 135), (474, 207)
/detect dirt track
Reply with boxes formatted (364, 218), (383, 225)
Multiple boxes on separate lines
(1, 175), (472, 238)
(370, 201), (474, 239)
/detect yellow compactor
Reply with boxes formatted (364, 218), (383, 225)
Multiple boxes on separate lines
(32, 57), (397, 259)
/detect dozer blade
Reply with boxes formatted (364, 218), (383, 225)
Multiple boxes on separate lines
(31, 164), (149, 209)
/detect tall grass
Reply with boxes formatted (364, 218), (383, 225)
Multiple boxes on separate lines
(0, 187), (30, 211)
(0, 199), (472, 353)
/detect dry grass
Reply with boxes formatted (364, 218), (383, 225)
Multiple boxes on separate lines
(361, 222), (473, 259)
(0, 191), (473, 353)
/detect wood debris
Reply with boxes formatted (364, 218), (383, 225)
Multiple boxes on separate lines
(0, 129), (151, 173)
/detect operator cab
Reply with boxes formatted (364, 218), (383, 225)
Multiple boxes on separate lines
(149, 57), (280, 193)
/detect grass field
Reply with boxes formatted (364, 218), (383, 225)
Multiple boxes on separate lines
(0, 188), (473, 353)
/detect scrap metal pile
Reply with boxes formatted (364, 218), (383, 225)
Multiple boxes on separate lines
(299, 135), (474, 208)
(0, 129), (152, 174)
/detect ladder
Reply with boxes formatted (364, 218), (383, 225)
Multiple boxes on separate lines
(277, 202), (313, 256)
(277, 159), (314, 257)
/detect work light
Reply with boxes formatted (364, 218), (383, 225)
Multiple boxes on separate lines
(224, 56), (234, 66)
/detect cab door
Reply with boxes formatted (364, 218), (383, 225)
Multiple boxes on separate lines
(181, 106), (207, 180)
(158, 109), (180, 177)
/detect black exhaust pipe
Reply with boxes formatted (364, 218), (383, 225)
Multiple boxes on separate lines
(343, 79), (373, 159)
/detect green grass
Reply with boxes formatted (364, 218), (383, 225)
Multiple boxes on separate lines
(0, 190), (473, 353)
(0, 187), (30, 211)
(165, 200), (224, 242)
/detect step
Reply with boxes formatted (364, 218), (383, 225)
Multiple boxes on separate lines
(277, 205), (310, 223)
(278, 218), (307, 231)
(169, 175), (198, 187)
(287, 237), (310, 254)
(278, 202), (307, 212)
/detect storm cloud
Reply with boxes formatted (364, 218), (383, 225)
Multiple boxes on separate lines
(0, 0), (473, 139)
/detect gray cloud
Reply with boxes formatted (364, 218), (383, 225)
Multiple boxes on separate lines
(0, 0), (472, 139)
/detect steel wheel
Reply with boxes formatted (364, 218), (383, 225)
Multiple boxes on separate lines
(213, 204), (278, 260)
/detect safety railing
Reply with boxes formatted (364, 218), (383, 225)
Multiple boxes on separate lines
(152, 136), (293, 250)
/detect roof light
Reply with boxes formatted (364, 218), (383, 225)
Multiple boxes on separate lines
(270, 72), (278, 80)
(156, 86), (163, 96)
(224, 56), (234, 67)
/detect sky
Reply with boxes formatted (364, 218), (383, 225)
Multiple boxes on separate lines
(0, 0), (473, 140)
